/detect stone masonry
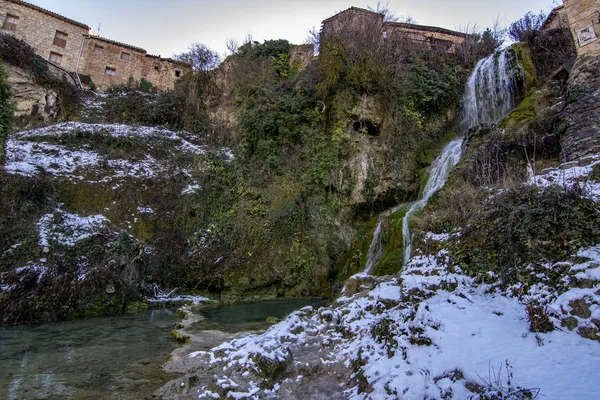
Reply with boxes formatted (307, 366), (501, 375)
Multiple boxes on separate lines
(563, 0), (600, 55)
(558, 0), (600, 161)
(0, 0), (190, 91)
(321, 7), (467, 53)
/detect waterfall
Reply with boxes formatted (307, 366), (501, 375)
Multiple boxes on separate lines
(363, 47), (518, 273)
(363, 221), (384, 275)
(402, 138), (463, 264)
(461, 48), (517, 131)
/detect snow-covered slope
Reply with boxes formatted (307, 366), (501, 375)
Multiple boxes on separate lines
(159, 244), (600, 400)
(156, 153), (600, 400)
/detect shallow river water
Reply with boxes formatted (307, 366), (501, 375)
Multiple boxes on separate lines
(0, 299), (325, 399)
(0, 309), (179, 400)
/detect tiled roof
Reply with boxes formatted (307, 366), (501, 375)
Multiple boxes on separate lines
(6, 0), (90, 29)
(89, 36), (146, 53)
(541, 5), (565, 30)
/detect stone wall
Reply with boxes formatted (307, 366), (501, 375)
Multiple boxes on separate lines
(385, 23), (466, 53)
(541, 5), (568, 30)
(0, 0), (189, 91)
(321, 7), (466, 53)
(558, 0), (600, 162)
(321, 7), (384, 41)
(563, 0), (600, 55)
(0, 0), (88, 72)
(80, 37), (146, 90)
(290, 44), (315, 70)
(142, 55), (188, 91)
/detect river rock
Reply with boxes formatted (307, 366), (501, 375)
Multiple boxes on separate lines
(569, 298), (592, 318)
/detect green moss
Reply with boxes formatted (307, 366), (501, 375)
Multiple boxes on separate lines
(125, 301), (148, 312)
(371, 207), (408, 276)
(176, 309), (188, 319)
(511, 42), (538, 91)
(171, 330), (190, 343)
(498, 93), (537, 129)
(336, 216), (380, 281)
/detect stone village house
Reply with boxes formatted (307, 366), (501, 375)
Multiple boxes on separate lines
(542, 0), (600, 56)
(0, 0), (190, 91)
(320, 7), (468, 53)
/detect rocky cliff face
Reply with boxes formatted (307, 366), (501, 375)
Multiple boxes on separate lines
(5, 64), (60, 122)
(561, 54), (600, 161)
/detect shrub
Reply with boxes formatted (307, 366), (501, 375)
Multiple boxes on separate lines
(526, 303), (554, 333)
(508, 11), (547, 43)
(455, 184), (600, 285)
(528, 28), (576, 80)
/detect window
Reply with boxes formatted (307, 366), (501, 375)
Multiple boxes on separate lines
(3, 14), (19, 31)
(175, 70), (181, 77)
(154, 65), (159, 71)
(104, 67), (116, 76)
(49, 52), (62, 65)
(120, 52), (130, 61)
(53, 31), (68, 48)
(93, 44), (104, 54)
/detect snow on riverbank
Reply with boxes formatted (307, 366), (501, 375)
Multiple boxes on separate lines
(177, 247), (600, 399)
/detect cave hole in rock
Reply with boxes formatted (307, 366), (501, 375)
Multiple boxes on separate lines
(353, 119), (379, 136)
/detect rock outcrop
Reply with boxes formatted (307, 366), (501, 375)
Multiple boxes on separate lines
(561, 54), (600, 161)
(5, 64), (60, 121)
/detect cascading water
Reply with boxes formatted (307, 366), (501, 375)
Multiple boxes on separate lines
(461, 48), (517, 131)
(402, 138), (463, 264)
(363, 222), (384, 275)
(363, 47), (519, 274)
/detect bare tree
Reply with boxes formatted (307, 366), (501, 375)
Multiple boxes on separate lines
(226, 37), (239, 55)
(508, 11), (547, 42)
(455, 19), (505, 67)
(173, 43), (221, 71)
(368, 1), (416, 24)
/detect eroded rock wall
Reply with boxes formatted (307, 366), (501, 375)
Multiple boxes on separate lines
(561, 54), (600, 161)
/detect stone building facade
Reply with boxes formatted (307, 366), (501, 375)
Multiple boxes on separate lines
(0, 0), (190, 91)
(541, 5), (568, 30)
(562, 0), (600, 55)
(321, 7), (467, 53)
(385, 22), (468, 53)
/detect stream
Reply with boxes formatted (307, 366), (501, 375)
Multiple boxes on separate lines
(0, 299), (325, 399)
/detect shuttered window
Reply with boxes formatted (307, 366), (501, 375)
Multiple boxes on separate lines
(120, 52), (131, 61)
(93, 44), (104, 53)
(53, 31), (68, 48)
(3, 14), (19, 31)
(49, 52), (63, 65)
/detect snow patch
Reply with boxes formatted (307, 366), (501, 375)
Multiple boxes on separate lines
(38, 210), (109, 247)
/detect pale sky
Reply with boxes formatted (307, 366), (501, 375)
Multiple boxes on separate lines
(28, 0), (560, 58)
